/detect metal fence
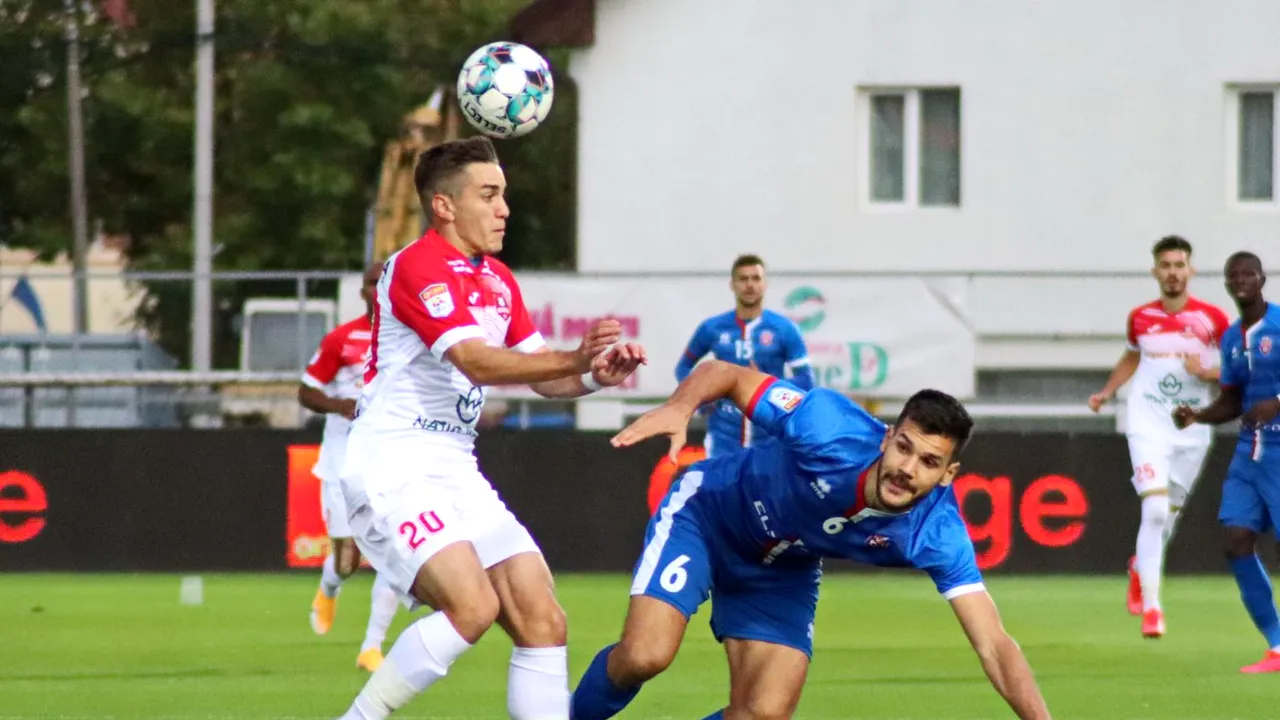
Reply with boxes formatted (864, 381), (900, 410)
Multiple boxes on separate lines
(0, 267), (1241, 430)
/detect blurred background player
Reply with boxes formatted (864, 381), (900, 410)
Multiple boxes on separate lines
(675, 254), (813, 457)
(299, 263), (399, 671)
(1174, 251), (1280, 674)
(577, 361), (1050, 720)
(335, 137), (645, 719)
(1088, 236), (1229, 638)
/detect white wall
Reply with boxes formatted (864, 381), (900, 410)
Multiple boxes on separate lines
(568, 0), (1280, 274)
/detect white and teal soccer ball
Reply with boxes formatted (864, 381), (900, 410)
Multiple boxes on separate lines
(456, 41), (555, 139)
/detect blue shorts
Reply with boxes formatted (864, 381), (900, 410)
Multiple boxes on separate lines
(629, 470), (821, 656)
(1219, 447), (1280, 536)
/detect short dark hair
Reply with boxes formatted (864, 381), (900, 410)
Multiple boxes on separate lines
(896, 389), (974, 458)
(1152, 235), (1193, 258)
(1226, 250), (1264, 273)
(731, 254), (765, 273)
(414, 137), (500, 211)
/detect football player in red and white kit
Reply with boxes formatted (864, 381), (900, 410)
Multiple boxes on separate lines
(1089, 236), (1231, 638)
(299, 263), (400, 673)
(335, 137), (646, 720)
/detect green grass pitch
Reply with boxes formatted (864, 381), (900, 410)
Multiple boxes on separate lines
(3, 572), (1277, 719)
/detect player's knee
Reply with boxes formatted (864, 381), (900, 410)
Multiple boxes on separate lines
(510, 600), (568, 647)
(727, 696), (796, 720)
(444, 585), (502, 643)
(333, 540), (359, 577)
(611, 638), (675, 684)
(1224, 530), (1258, 559)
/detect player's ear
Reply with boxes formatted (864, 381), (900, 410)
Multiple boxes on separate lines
(430, 192), (456, 224)
(880, 426), (894, 452)
(938, 462), (961, 488)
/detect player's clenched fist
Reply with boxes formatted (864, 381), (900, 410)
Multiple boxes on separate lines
(573, 318), (623, 371)
(1171, 404), (1197, 429)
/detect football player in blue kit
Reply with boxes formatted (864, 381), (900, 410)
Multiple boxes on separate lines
(1173, 251), (1280, 674)
(675, 254), (813, 457)
(571, 359), (1051, 720)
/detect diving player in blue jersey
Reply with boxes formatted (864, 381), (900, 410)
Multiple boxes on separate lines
(675, 254), (813, 457)
(572, 360), (1051, 720)
(1173, 251), (1280, 674)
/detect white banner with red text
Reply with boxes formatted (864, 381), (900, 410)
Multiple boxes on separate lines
(340, 274), (975, 399)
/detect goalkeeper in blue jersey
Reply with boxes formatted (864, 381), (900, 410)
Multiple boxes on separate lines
(675, 255), (814, 456)
(572, 360), (1051, 720)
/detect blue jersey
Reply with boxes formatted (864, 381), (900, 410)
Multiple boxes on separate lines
(690, 380), (983, 597)
(676, 310), (814, 455)
(1220, 303), (1280, 458)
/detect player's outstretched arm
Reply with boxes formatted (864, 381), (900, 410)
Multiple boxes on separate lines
(1173, 384), (1243, 428)
(297, 386), (356, 419)
(950, 591), (1051, 720)
(1088, 349), (1139, 412)
(446, 319), (620, 387)
(612, 360), (773, 458)
(528, 342), (648, 398)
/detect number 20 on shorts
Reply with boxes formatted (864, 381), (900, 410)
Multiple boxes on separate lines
(399, 511), (445, 551)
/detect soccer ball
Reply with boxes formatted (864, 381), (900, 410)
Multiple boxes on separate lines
(456, 41), (555, 139)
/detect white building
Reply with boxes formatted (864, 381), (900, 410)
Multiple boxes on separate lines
(511, 0), (1280, 389)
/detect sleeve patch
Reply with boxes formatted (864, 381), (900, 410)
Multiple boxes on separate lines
(768, 386), (804, 412)
(419, 284), (455, 318)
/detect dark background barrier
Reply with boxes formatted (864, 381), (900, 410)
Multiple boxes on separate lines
(1, 429), (1274, 572)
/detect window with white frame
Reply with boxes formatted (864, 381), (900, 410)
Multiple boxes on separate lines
(861, 87), (961, 207)
(1230, 87), (1278, 204)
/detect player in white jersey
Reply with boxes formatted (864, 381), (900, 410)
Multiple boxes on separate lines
(299, 264), (401, 673)
(1088, 236), (1230, 638)
(335, 137), (646, 720)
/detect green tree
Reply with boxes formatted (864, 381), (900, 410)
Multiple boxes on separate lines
(0, 0), (577, 367)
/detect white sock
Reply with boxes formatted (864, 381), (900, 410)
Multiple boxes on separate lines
(507, 646), (569, 720)
(362, 574), (400, 653)
(320, 554), (344, 598)
(1136, 494), (1170, 612)
(341, 611), (473, 720)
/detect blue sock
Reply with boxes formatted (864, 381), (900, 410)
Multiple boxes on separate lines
(700, 711), (725, 719)
(571, 644), (641, 720)
(1230, 554), (1280, 648)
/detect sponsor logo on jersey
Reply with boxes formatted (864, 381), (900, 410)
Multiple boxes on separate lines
(768, 386), (803, 412)
(1158, 374), (1183, 396)
(456, 386), (485, 423)
(866, 534), (892, 549)
(810, 478), (832, 499)
(419, 284), (455, 318)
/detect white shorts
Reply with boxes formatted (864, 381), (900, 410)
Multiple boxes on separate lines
(314, 438), (352, 538)
(1127, 436), (1211, 508)
(320, 479), (352, 538)
(339, 432), (540, 609)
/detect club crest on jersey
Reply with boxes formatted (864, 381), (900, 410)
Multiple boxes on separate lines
(420, 284), (455, 318)
(1262, 337), (1273, 356)
(759, 330), (774, 346)
(866, 534), (892, 549)
(767, 386), (803, 412)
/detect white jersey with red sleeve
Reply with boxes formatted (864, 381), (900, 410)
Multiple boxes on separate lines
(1124, 296), (1231, 446)
(301, 315), (372, 451)
(353, 230), (545, 459)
